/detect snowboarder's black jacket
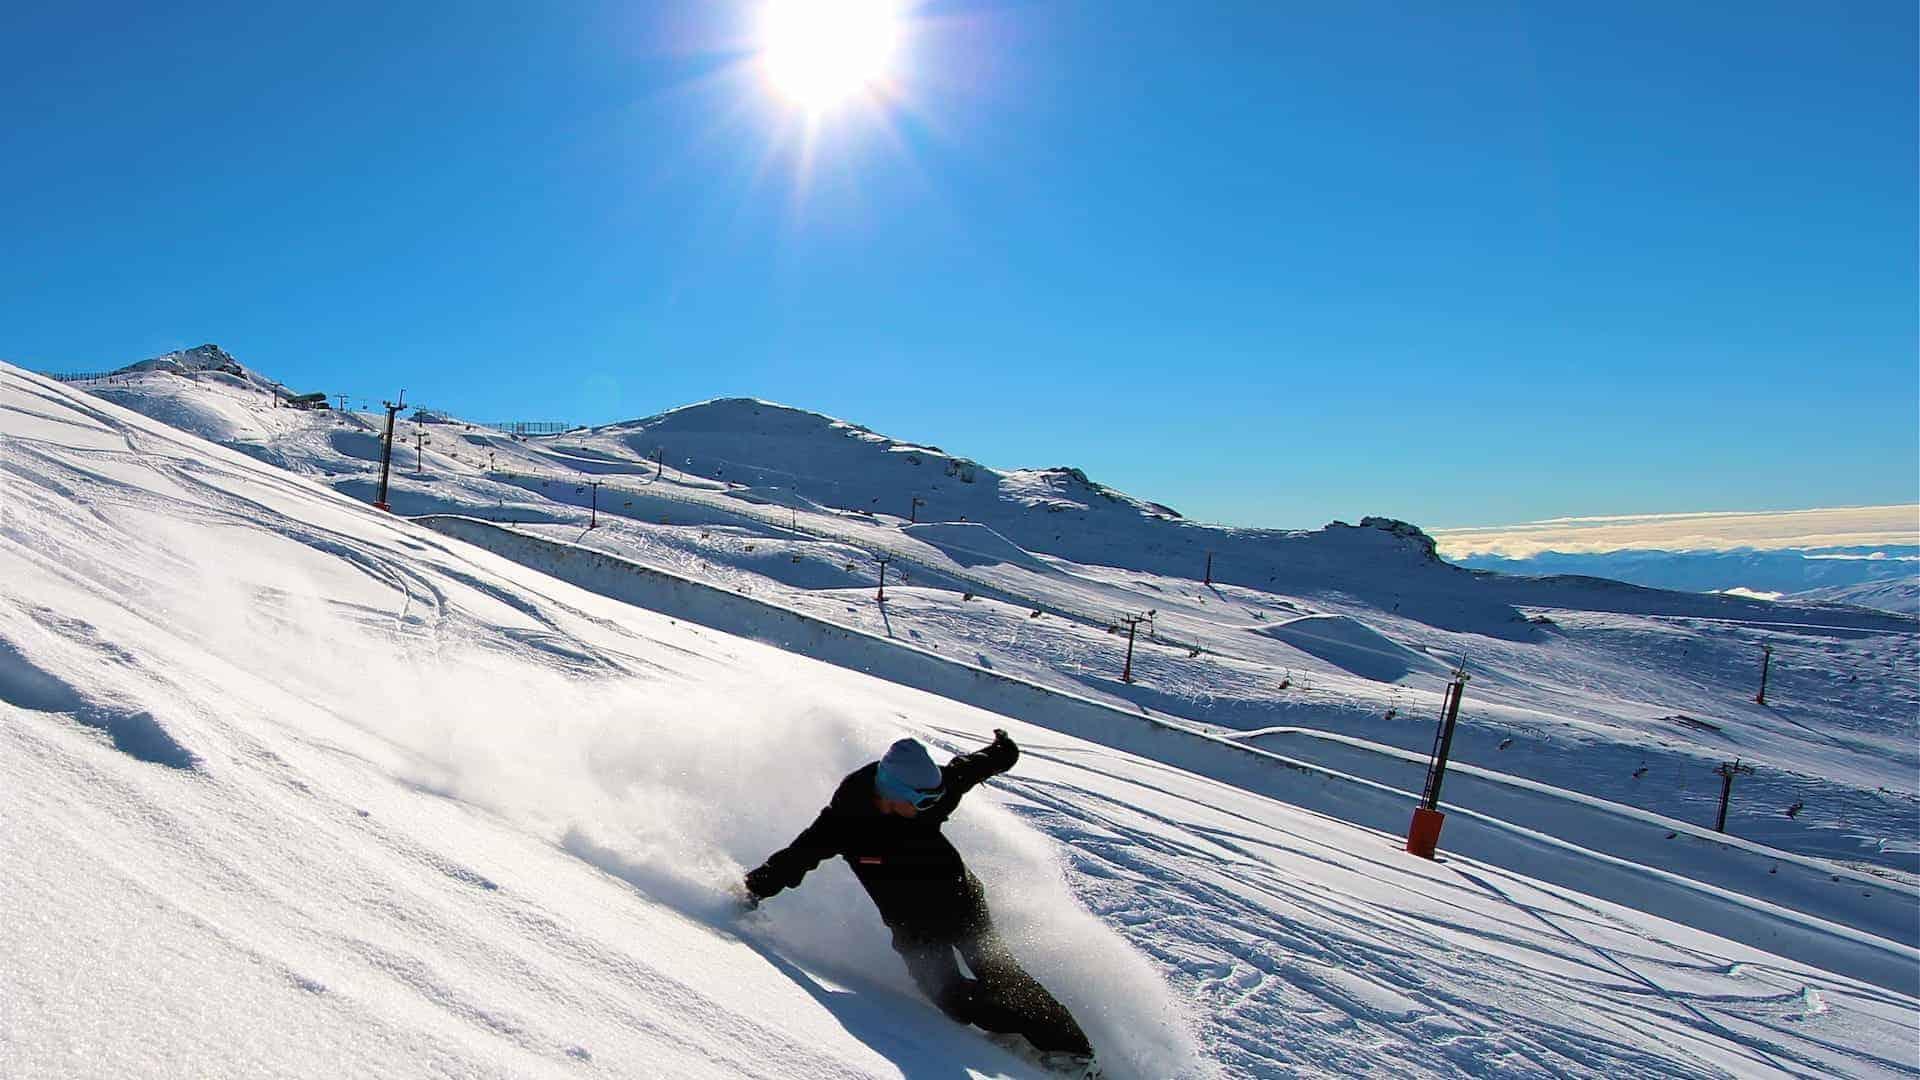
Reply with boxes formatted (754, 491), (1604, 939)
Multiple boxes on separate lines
(745, 733), (1018, 934)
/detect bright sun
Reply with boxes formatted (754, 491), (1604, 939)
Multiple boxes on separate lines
(759, 0), (901, 111)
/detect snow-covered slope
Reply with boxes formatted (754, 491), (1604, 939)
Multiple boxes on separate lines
(68, 357), (1917, 889)
(10, 367), (1920, 1076)
(1793, 578), (1920, 616)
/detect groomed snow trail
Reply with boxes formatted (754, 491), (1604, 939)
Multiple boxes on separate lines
(3, 366), (1916, 1078)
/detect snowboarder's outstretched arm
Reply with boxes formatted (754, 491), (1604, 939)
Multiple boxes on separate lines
(943, 729), (1019, 798)
(745, 805), (846, 901)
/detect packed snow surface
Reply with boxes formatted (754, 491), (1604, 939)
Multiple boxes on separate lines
(1255, 614), (1453, 683)
(8, 360), (1918, 1077)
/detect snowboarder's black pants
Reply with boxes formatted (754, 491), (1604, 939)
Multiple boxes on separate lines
(890, 873), (1092, 1056)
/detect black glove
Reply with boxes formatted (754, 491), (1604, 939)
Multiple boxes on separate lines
(743, 865), (776, 901)
(989, 728), (1019, 771)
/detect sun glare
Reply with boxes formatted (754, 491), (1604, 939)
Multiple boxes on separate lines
(759, 0), (901, 112)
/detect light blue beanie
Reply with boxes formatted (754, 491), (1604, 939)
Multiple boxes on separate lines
(875, 738), (944, 803)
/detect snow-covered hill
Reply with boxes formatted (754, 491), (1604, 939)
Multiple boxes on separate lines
(65, 352), (1918, 884)
(1793, 578), (1920, 616)
(6, 360), (1920, 1077)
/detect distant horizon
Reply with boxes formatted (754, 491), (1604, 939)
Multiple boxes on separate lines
(1433, 504), (1920, 558)
(14, 345), (1916, 548)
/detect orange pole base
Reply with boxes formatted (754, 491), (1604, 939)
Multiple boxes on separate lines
(1407, 807), (1445, 859)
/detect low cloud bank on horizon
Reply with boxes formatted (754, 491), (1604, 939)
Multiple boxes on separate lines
(1432, 505), (1920, 559)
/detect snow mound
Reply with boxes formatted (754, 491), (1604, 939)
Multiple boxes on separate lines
(1255, 613), (1451, 683)
(999, 466), (1180, 519)
(89, 377), (282, 446)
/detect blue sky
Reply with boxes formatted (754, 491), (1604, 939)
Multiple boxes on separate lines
(3, 1), (1913, 530)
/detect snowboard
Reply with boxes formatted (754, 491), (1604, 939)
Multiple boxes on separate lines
(984, 1033), (1104, 1078)
(733, 891), (1101, 1079)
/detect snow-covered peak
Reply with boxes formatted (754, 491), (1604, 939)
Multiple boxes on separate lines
(553, 397), (1462, 591)
(124, 343), (245, 376)
(104, 343), (292, 401)
(1353, 516), (1441, 561)
(594, 396), (956, 462)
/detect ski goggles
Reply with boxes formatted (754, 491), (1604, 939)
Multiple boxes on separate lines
(877, 774), (945, 809)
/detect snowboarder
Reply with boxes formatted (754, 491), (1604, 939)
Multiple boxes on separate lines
(743, 730), (1098, 1074)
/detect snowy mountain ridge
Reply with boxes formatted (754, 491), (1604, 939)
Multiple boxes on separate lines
(598, 394), (1187, 516)
(567, 392), (1453, 582)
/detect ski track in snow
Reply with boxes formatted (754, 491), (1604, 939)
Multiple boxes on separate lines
(987, 752), (1910, 1078)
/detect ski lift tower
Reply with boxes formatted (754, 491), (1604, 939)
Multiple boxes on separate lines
(373, 392), (405, 512)
(1406, 664), (1469, 859)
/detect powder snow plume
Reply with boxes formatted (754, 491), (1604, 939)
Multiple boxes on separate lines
(135, 508), (1204, 1078)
